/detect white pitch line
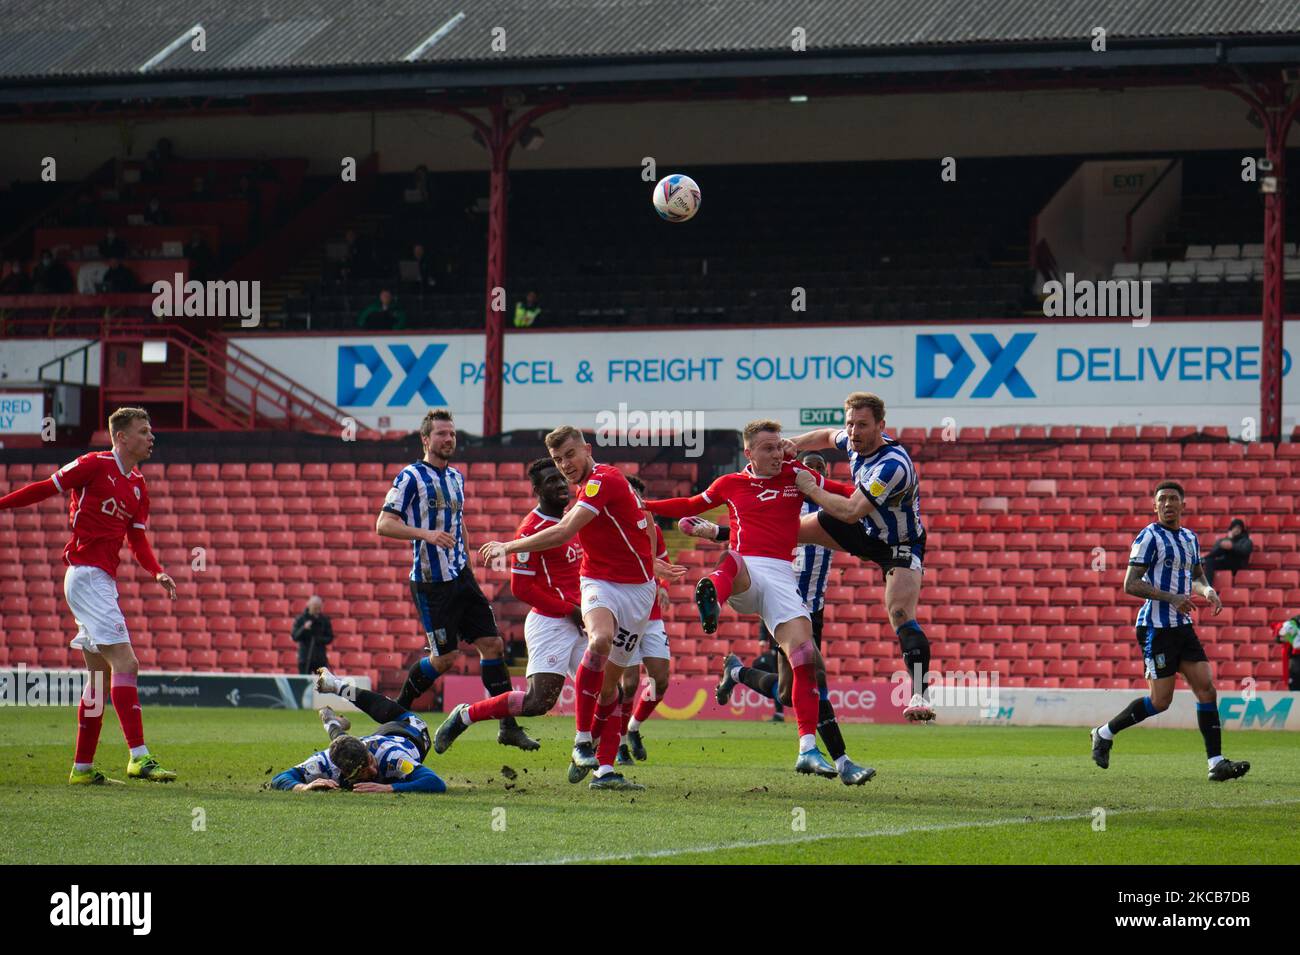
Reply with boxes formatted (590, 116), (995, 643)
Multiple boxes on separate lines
(525, 797), (1300, 865)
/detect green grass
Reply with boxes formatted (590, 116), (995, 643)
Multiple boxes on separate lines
(1, 707), (1296, 864)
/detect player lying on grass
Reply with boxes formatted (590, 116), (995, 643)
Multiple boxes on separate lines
(270, 672), (446, 794)
(642, 420), (874, 784)
(478, 426), (686, 791)
(1090, 480), (1250, 783)
(679, 452), (871, 785)
(435, 459), (588, 753)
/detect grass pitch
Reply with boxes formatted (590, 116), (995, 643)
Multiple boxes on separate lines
(1, 707), (1296, 865)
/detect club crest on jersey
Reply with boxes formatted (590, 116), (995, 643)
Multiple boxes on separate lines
(585, 479), (601, 497)
(133, 486), (141, 499)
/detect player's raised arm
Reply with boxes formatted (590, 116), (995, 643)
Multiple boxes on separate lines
(0, 477), (61, 510)
(784, 427), (840, 455)
(480, 500), (595, 565)
(794, 466), (872, 524)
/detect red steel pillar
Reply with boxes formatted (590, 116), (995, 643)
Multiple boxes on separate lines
(1216, 76), (1300, 443)
(483, 104), (509, 439)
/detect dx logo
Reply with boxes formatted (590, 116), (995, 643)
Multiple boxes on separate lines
(915, 332), (1036, 399)
(338, 344), (448, 407)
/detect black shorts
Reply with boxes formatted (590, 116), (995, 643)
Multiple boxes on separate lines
(762, 607), (824, 651)
(817, 511), (925, 578)
(409, 566), (498, 656)
(1136, 624), (1207, 680)
(374, 713), (433, 762)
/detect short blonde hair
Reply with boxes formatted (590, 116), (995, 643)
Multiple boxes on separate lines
(108, 407), (150, 439)
(544, 425), (585, 450)
(844, 392), (885, 422)
(742, 419), (782, 447)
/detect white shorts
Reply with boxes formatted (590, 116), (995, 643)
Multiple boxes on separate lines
(523, 610), (586, 678)
(634, 618), (671, 663)
(727, 555), (810, 636)
(580, 577), (656, 667)
(64, 564), (131, 652)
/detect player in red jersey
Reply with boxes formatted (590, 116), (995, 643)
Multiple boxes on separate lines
(642, 419), (873, 781)
(433, 457), (586, 753)
(479, 426), (684, 791)
(606, 474), (673, 765)
(0, 407), (177, 784)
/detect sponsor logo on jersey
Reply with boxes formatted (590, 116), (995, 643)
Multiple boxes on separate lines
(517, 551), (530, 562)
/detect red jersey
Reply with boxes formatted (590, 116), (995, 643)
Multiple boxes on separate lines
(50, 450), (151, 578)
(510, 508), (582, 618)
(647, 461), (825, 560)
(648, 524), (668, 622)
(572, 463), (654, 584)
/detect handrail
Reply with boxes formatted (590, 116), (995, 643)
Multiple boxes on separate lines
(37, 340), (96, 386)
(100, 324), (360, 436)
(1123, 158), (1181, 260)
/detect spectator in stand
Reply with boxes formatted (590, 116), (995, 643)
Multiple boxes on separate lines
(408, 165), (432, 206)
(98, 258), (140, 294)
(357, 288), (408, 330)
(0, 259), (31, 294)
(752, 635), (783, 722)
(293, 595), (335, 674)
(190, 175), (212, 200)
(341, 228), (371, 277)
(143, 196), (166, 225)
(30, 250), (73, 294)
(185, 230), (213, 282)
(513, 289), (541, 328)
(406, 243), (436, 290)
(98, 228), (128, 259)
(1201, 518), (1252, 587)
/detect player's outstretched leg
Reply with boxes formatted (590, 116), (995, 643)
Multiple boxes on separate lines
(1092, 693), (1165, 768)
(319, 706), (351, 737)
(479, 651), (540, 751)
(1183, 664), (1251, 782)
(815, 685), (874, 785)
(94, 646), (175, 783)
(896, 619), (935, 722)
(397, 655), (439, 709)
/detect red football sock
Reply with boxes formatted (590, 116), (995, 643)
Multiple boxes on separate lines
(74, 677), (105, 765)
(574, 649), (607, 734)
(632, 684), (662, 725)
(709, 552), (740, 603)
(468, 689), (524, 724)
(595, 697), (622, 768)
(591, 696), (618, 743)
(110, 672), (144, 749)
(619, 691), (636, 735)
(788, 642), (820, 740)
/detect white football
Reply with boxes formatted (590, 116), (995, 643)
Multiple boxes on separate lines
(652, 174), (701, 222)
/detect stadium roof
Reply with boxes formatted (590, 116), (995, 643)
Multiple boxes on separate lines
(2, 0), (1299, 105)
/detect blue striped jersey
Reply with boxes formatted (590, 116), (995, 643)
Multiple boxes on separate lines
(793, 499), (833, 612)
(293, 732), (424, 786)
(833, 430), (924, 543)
(382, 461), (468, 583)
(1129, 522), (1201, 628)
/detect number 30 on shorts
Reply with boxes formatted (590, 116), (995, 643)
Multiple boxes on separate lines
(612, 627), (640, 653)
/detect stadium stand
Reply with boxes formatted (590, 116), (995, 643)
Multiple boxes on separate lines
(1, 431), (1293, 698)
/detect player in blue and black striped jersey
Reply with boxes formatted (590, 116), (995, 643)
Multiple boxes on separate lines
(269, 671), (446, 794)
(376, 408), (538, 751)
(788, 391), (935, 722)
(1090, 480), (1250, 782)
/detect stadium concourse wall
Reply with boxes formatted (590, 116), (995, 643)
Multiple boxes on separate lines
(0, 666), (370, 711)
(227, 317), (1300, 436)
(442, 675), (1299, 731)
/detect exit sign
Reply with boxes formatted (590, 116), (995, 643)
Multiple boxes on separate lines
(800, 408), (842, 426)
